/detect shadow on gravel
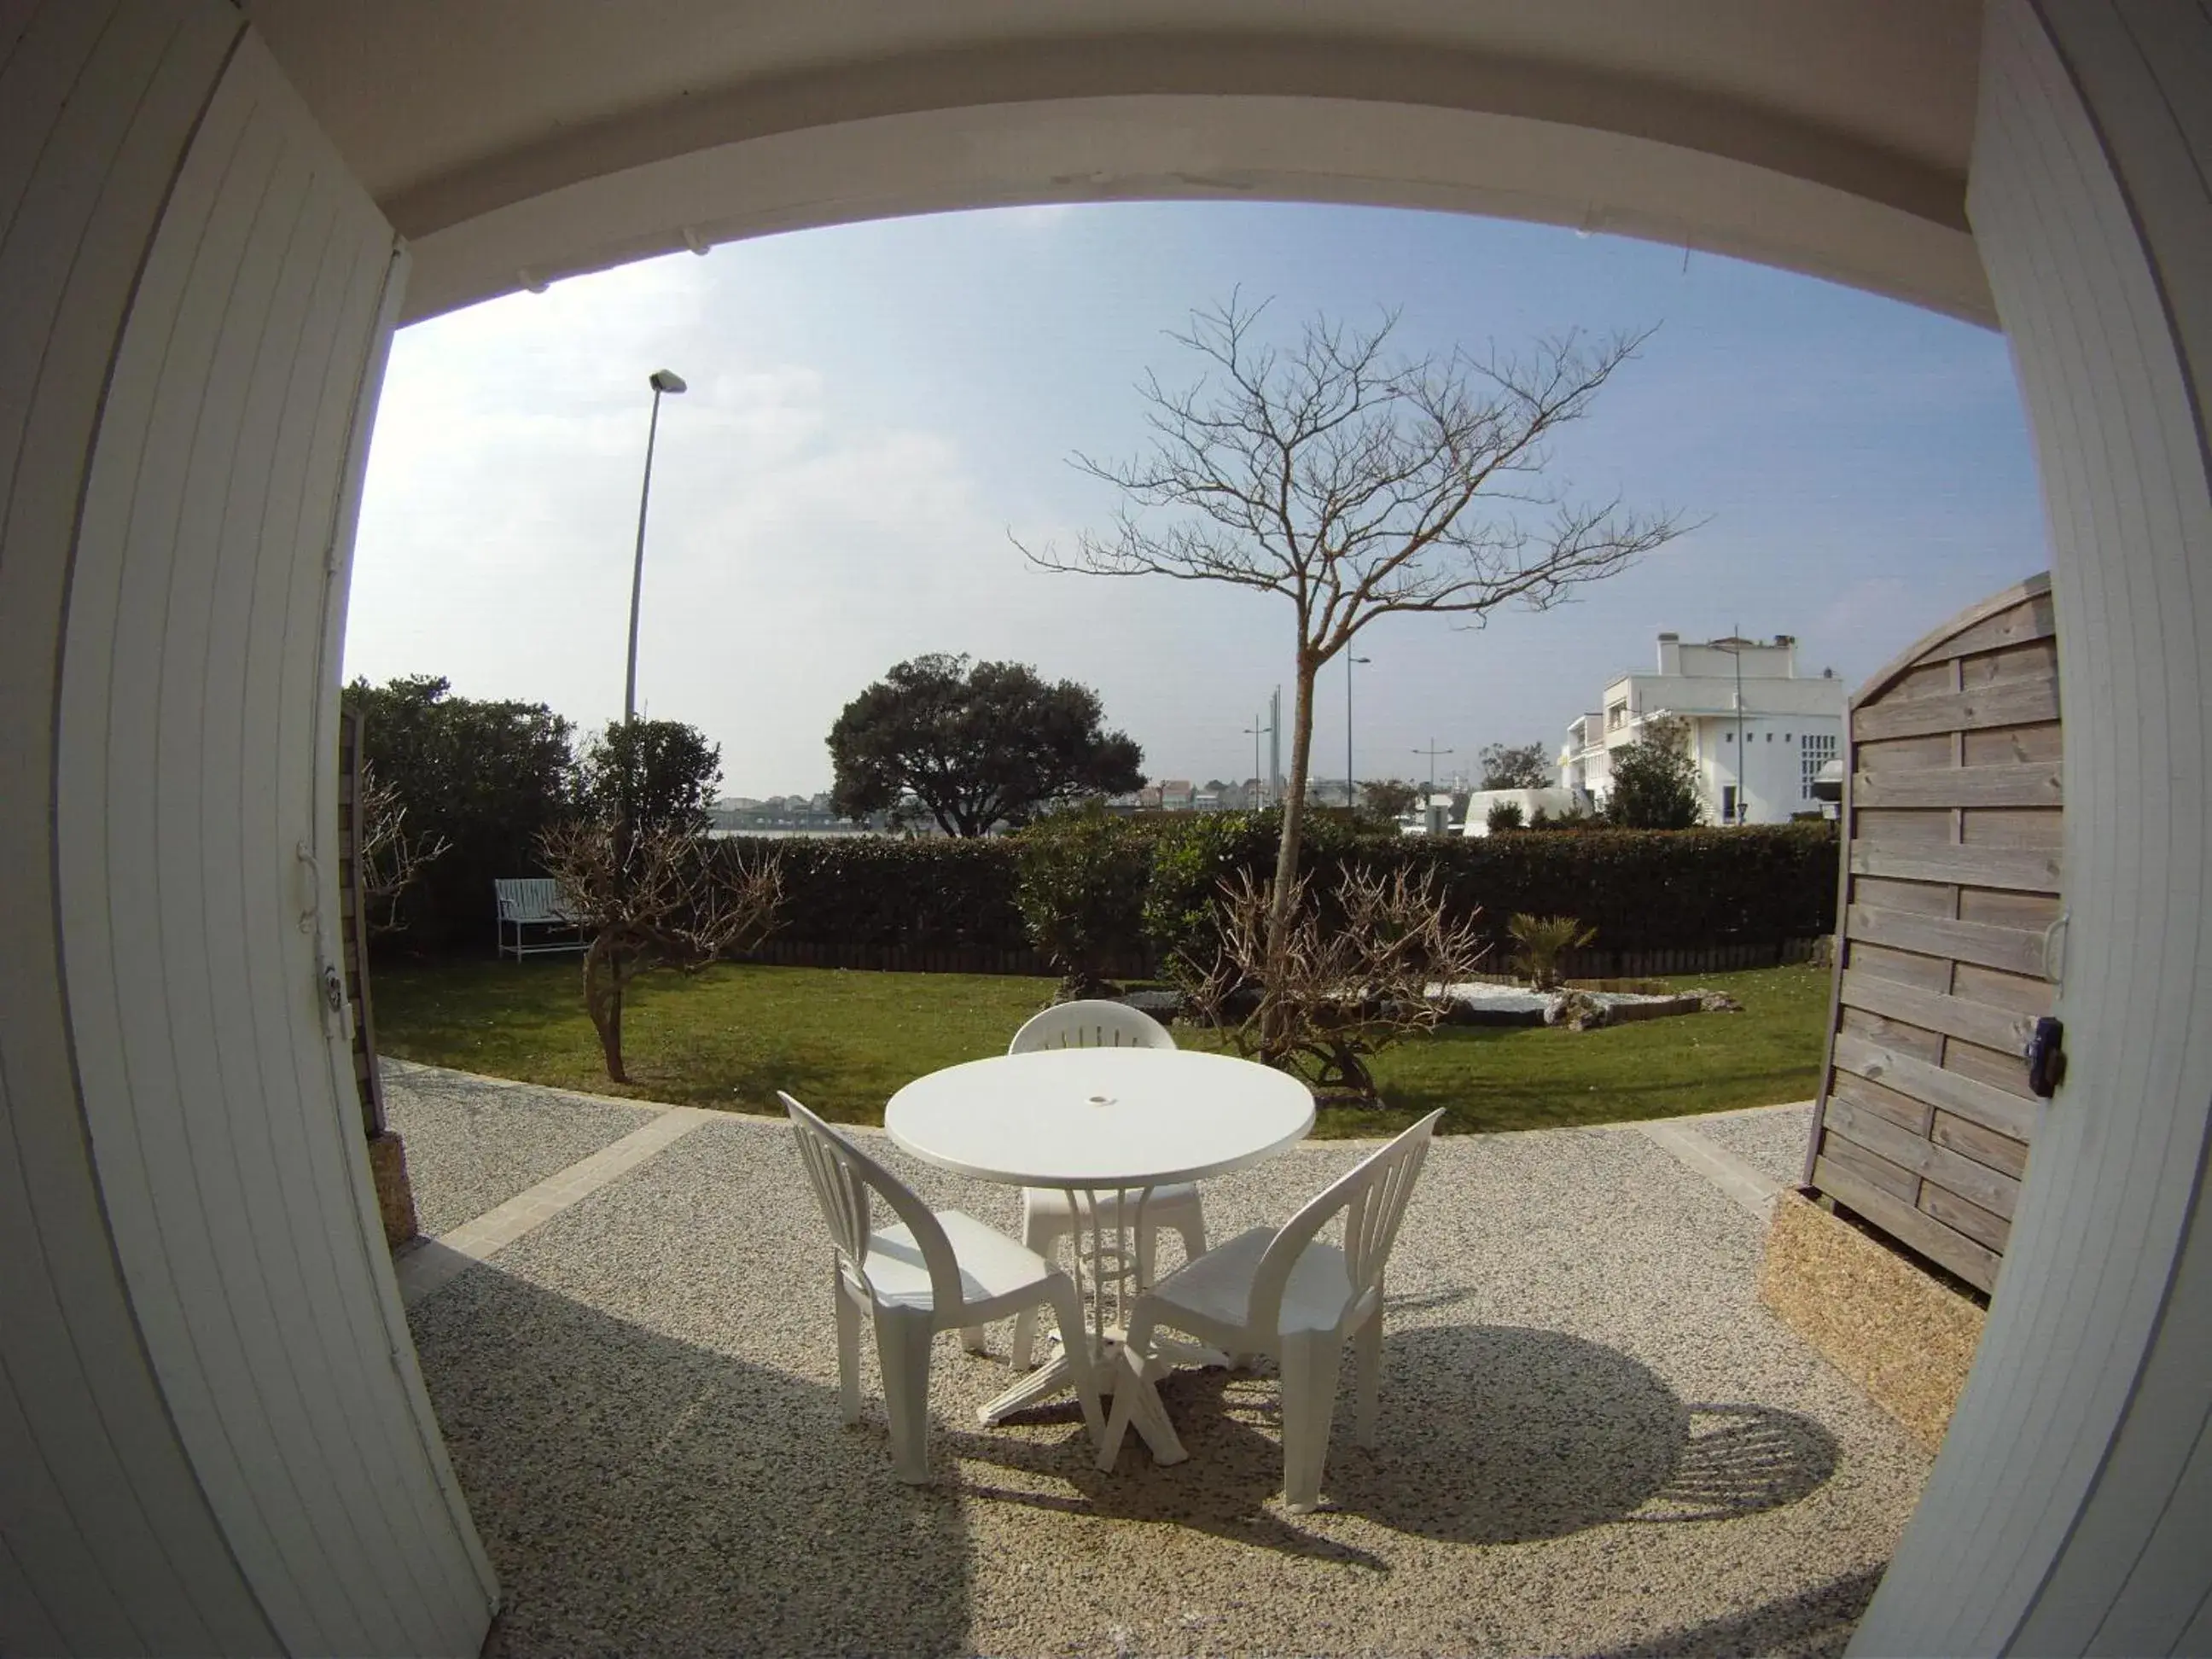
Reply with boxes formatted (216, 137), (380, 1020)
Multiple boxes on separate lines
(408, 1264), (997, 1658)
(1578, 1564), (1886, 1659)
(958, 1324), (1837, 1559)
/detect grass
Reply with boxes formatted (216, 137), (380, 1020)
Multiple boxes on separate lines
(372, 957), (1832, 1138)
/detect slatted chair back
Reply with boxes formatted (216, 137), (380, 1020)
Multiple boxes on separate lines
(493, 877), (568, 922)
(781, 1092), (965, 1313)
(1009, 999), (1175, 1054)
(1250, 1109), (1444, 1336)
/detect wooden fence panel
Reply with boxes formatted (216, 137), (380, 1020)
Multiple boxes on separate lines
(1805, 573), (2059, 1292)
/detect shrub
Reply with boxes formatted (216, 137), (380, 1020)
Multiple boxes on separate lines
(1486, 800), (1525, 833)
(1506, 913), (1597, 988)
(1604, 713), (1703, 829)
(1175, 866), (1490, 1097)
(1014, 809), (1154, 995)
(1141, 808), (1382, 964)
(347, 676), (577, 953)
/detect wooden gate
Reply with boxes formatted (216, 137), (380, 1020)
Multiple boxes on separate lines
(1803, 573), (2060, 1294)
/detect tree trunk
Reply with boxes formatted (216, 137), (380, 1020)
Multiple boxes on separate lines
(1263, 660), (1321, 1041)
(583, 934), (628, 1082)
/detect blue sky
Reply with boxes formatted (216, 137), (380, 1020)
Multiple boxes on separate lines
(344, 201), (2046, 796)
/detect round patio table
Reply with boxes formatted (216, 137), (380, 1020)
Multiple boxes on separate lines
(885, 1046), (1313, 1441)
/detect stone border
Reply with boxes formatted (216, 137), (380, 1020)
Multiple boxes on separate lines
(1636, 1119), (1785, 1217)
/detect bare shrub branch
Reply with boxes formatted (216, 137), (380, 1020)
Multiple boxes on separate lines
(1174, 864), (1491, 1098)
(538, 820), (782, 1082)
(358, 760), (451, 934)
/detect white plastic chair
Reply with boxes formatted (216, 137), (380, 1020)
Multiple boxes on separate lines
(1004, 1000), (1207, 1370)
(781, 1092), (1106, 1483)
(1095, 1109), (1445, 1512)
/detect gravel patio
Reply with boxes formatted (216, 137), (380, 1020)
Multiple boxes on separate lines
(388, 1062), (1926, 1657)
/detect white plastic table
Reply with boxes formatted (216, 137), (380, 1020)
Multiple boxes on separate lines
(885, 1046), (1314, 1439)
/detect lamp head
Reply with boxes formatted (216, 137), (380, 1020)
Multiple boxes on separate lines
(649, 369), (687, 394)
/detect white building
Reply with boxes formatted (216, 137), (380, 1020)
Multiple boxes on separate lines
(1558, 633), (1846, 824)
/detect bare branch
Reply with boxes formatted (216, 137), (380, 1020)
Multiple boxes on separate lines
(1022, 293), (1688, 994)
(357, 761), (450, 934)
(1175, 865), (1491, 1097)
(538, 818), (783, 1082)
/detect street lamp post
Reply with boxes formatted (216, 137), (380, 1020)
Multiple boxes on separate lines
(1345, 655), (1371, 807)
(1414, 739), (1456, 795)
(624, 368), (687, 729)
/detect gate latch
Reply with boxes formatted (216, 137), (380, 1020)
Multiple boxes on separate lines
(320, 960), (355, 1040)
(2025, 1016), (2066, 1098)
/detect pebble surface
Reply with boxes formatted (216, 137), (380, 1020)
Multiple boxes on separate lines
(382, 1060), (658, 1236)
(394, 1070), (1924, 1657)
(1685, 1103), (1818, 1190)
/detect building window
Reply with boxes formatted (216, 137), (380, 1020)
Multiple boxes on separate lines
(1722, 784), (1738, 823)
(1723, 731), (1732, 742)
(1802, 732), (1838, 797)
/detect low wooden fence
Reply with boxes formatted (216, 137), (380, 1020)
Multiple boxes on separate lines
(737, 938), (1155, 978)
(1458, 934), (1825, 986)
(740, 934), (1822, 981)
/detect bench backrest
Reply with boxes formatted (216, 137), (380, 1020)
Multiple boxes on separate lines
(494, 878), (572, 923)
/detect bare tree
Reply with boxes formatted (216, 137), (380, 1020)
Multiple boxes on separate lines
(538, 819), (782, 1083)
(1026, 294), (1686, 1006)
(1174, 864), (1491, 1098)
(357, 760), (451, 934)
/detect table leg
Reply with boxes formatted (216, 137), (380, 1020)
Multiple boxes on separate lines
(974, 1337), (1188, 1466)
(975, 1183), (1209, 1443)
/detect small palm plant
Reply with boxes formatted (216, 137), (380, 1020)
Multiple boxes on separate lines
(1507, 913), (1596, 990)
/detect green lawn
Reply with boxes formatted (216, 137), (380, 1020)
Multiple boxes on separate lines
(372, 958), (1831, 1138)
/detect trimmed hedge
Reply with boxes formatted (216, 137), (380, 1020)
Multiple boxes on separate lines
(713, 816), (1837, 964)
(710, 835), (1026, 951)
(1377, 824), (1838, 952)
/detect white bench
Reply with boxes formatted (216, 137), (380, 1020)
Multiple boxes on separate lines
(494, 878), (585, 959)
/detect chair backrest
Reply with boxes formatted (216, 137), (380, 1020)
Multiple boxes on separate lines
(493, 877), (565, 923)
(1249, 1109), (1444, 1336)
(779, 1092), (965, 1314)
(1008, 998), (1176, 1054)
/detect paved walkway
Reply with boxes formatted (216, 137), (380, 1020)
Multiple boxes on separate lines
(388, 1062), (1921, 1658)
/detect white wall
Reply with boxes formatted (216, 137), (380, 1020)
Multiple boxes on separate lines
(0, 5), (494, 1653)
(1696, 717), (1840, 824)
